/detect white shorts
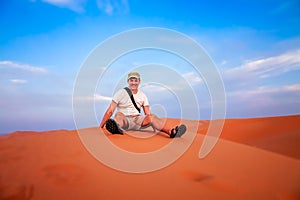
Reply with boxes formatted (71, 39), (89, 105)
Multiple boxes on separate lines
(125, 115), (146, 130)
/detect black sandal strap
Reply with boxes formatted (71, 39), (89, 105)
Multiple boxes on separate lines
(105, 119), (123, 135)
(170, 124), (186, 138)
(170, 127), (177, 138)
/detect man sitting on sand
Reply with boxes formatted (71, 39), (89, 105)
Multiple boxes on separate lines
(100, 72), (186, 138)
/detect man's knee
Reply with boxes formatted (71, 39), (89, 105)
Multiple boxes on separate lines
(142, 114), (155, 126)
(150, 114), (161, 121)
(147, 114), (159, 121)
(114, 112), (127, 127)
(115, 112), (125, 119)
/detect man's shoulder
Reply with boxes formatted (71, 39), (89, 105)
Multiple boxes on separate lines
(113, 88), (127, 98)
(116, 88), (127, 93)
(137, 90), (147, 98)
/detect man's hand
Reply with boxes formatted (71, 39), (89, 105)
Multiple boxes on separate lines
(141, 114), (153, 127)
(100, 121), (106, 129)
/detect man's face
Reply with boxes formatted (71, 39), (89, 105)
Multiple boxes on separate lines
(127, 78), (140, 90)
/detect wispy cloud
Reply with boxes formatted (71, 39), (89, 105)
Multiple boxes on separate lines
(228, 84), (300, 99)
(0, 61), (48, 87)
(75, 94), (112, 102)
(10, 79), (28, 84)
(41, 0), (86, 13)
(226, 83), (300, 117)
(182, 72), (203, 86)
(140, 83), (169, 93)
(96, 0), (129, 15)
(0, 60), (48, 74)
(221, 50), (300, 117)
(40, 0), (129, 15)
(225, 49), (300, 79)
(94, 94), (112, 101)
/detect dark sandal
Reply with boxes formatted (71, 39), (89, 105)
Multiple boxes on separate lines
(105, 119), (123, 135)
(170, 124), (187, 138)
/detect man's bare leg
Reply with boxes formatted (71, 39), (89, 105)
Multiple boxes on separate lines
(114, 112), (128, 129)
(142, 114), (172, 135)
(142, 114), (187, 138)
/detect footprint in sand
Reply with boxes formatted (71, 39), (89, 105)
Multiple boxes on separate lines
(181, 171), (214, 182)
(180, 170), (236, 193)
(42, 164), (86, 186)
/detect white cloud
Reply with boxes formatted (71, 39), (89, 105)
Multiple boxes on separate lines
(42, 0), (86, 13)
(220, 60), (228, 66)
(182, 72), (203, 86)
(225, 49), (300, 79)
(226, 83), (300, 117)
(96, 0), (129, 15)
(0, 60), (48, 74)
(40, 0), (129, 15)
(10, 79), (28, 84)
(94, 94), (112, 101)
(221, 50), (300, 117)
(75, 94), (112, 102)
(98, 0), (113, 15)
(283, 84), (300, 92)
(228, 84), (300, 99)
(140, 83), (168, 93)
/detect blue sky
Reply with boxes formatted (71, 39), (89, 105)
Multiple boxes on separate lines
(1, 0), (300, 133)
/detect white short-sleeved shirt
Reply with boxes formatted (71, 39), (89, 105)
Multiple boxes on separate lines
(112, 88), (149, 116)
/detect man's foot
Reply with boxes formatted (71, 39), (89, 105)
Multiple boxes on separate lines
(170, 124), (187, 138)
(105, 119), (123, 135)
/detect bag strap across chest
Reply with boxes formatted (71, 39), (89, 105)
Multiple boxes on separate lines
(124, 87), (141, 113)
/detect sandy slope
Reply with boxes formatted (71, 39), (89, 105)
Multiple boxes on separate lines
(0, 116), (300, 199)
(198, 115), (300, 159)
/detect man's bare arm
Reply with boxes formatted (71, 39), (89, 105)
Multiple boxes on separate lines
(100, 101), (117, 128)
(143, 105), (151, 115)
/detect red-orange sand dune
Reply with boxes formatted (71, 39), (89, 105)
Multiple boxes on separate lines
(0, 115), (299, 199)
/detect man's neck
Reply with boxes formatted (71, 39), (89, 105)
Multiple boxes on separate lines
(131, 88), (138, 94)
